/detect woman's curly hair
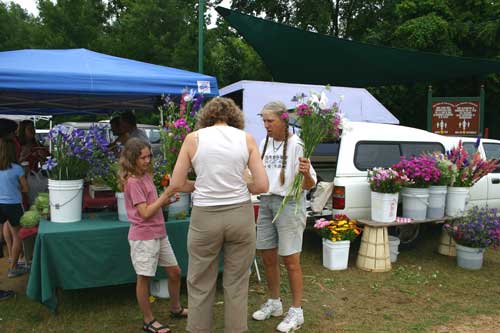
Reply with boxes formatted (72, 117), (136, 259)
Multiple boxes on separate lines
(196, 97), (244, 130)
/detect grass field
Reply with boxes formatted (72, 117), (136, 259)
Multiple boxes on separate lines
(1, 224), (499, 332)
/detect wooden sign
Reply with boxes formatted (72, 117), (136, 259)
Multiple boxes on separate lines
(431, 101), (480, 136)
(427, 86), (485, 137)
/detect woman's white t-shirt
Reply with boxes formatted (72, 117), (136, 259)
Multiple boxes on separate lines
(259, 134), (317, 197)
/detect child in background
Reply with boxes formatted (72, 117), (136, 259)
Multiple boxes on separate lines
(119, 138), (187, 333)
(0, 137), (29, 278)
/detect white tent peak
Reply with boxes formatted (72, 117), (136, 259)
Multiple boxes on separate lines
(219, 80), (399, 145)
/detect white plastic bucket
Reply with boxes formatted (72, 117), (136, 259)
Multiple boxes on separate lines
(168, 192), (191, 220)
(446, 187), (470, 217)
(322, 239), (350, 270)
(48, 179), (84, 223)
(115, 192), (128, 222)
(388, 236), (400, 263)
(456, 244), (485, 270)
(401, 187), (429, 220)
(427, 185), (447, 219)
(150, 279), (170, 298)
(371, 191), (398, 223)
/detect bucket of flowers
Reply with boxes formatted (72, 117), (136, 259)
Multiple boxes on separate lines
(157, 90), (204, 219)
(314, 214), (362, 270)
(367, 167), (409, 222)
(43, 124), (109, 223)
(443, 206), (500, 270)
(426, 153), (457, 219)
(392, 155), (441, 220)
(445, 140), (498, 217)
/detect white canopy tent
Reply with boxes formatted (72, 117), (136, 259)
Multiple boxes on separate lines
(0, 114), (53, 132)
(219, 80), (399, 144)
(1, 114), (52, 122)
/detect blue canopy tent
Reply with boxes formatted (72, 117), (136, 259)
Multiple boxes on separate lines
(0, 48), (219, 115)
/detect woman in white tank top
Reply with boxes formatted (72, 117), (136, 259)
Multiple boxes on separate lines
(165, 97), (268, 332)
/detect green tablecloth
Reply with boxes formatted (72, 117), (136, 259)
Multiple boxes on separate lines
(26, 212), (190, 312)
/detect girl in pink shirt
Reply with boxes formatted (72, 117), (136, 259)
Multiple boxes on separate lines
(120, 138), (187, 333)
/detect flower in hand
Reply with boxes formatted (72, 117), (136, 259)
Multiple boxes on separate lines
(298, 157), (310, 175)
(160, 173), (170, 187)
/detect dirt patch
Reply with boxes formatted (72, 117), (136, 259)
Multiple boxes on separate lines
(432, 315), (500, 333)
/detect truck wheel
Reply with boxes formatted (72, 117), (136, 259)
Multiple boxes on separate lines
(389, 224), (421, 249)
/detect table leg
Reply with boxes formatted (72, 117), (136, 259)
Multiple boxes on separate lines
(356, 226), (391, 272)
(438, 228), (456, 257)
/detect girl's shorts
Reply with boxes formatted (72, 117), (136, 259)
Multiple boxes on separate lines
(129, 237), (178, 277)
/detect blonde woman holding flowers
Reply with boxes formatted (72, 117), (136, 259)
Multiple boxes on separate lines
(167, 97), (268, 333)
(252, 101), (317, 332)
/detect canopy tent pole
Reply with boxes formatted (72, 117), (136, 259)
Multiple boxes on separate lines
(160, 105), (164, 127)
(198, 0), (205, 73)
(49, 118), (53, 153)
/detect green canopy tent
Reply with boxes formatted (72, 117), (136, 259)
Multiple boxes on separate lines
(216, 7), (500, 87)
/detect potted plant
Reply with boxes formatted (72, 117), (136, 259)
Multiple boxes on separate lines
(158, 90), (204, 219)
(367, 167), (408, 222)
(446, 140), (498, 217)
(393, 155), (441, 220)
(314, 214), (362, 270)
(427, 153), (457, 219)
(443, 206), (500, 269)
(42, 125), (109, 223)
(99, 159), (128, 222)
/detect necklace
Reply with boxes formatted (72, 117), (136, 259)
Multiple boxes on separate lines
(272, 139), (284, 152)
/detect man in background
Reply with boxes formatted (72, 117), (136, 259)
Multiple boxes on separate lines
(120, 112), (149, 143)
(108, 115), (129, 152)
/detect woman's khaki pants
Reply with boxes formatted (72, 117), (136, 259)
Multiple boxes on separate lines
(187, 201), (255, 333)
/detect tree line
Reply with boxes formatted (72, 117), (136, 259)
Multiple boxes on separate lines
(1, 0), (499, 137)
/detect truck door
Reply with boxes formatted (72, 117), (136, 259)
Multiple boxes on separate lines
(463, 142), (487, 208)
(483, 143), (500, 210)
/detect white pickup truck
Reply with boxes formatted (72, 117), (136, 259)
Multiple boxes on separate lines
(310, 121), (500, 246)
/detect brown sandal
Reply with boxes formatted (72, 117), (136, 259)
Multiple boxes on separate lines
(170, 306), (188, 318)
(142, 318), (171, 333)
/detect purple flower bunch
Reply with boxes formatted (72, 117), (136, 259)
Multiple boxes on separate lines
(159, 90), (204, 173)
(443, 206), (500, 248)
(392, 155), (441, 188)
(43, 125), (109, 180)
(368, 167), (409, 193)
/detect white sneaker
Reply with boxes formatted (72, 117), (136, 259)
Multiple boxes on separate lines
(252, 299), (283, 321)
(276, 307), (304, 332)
